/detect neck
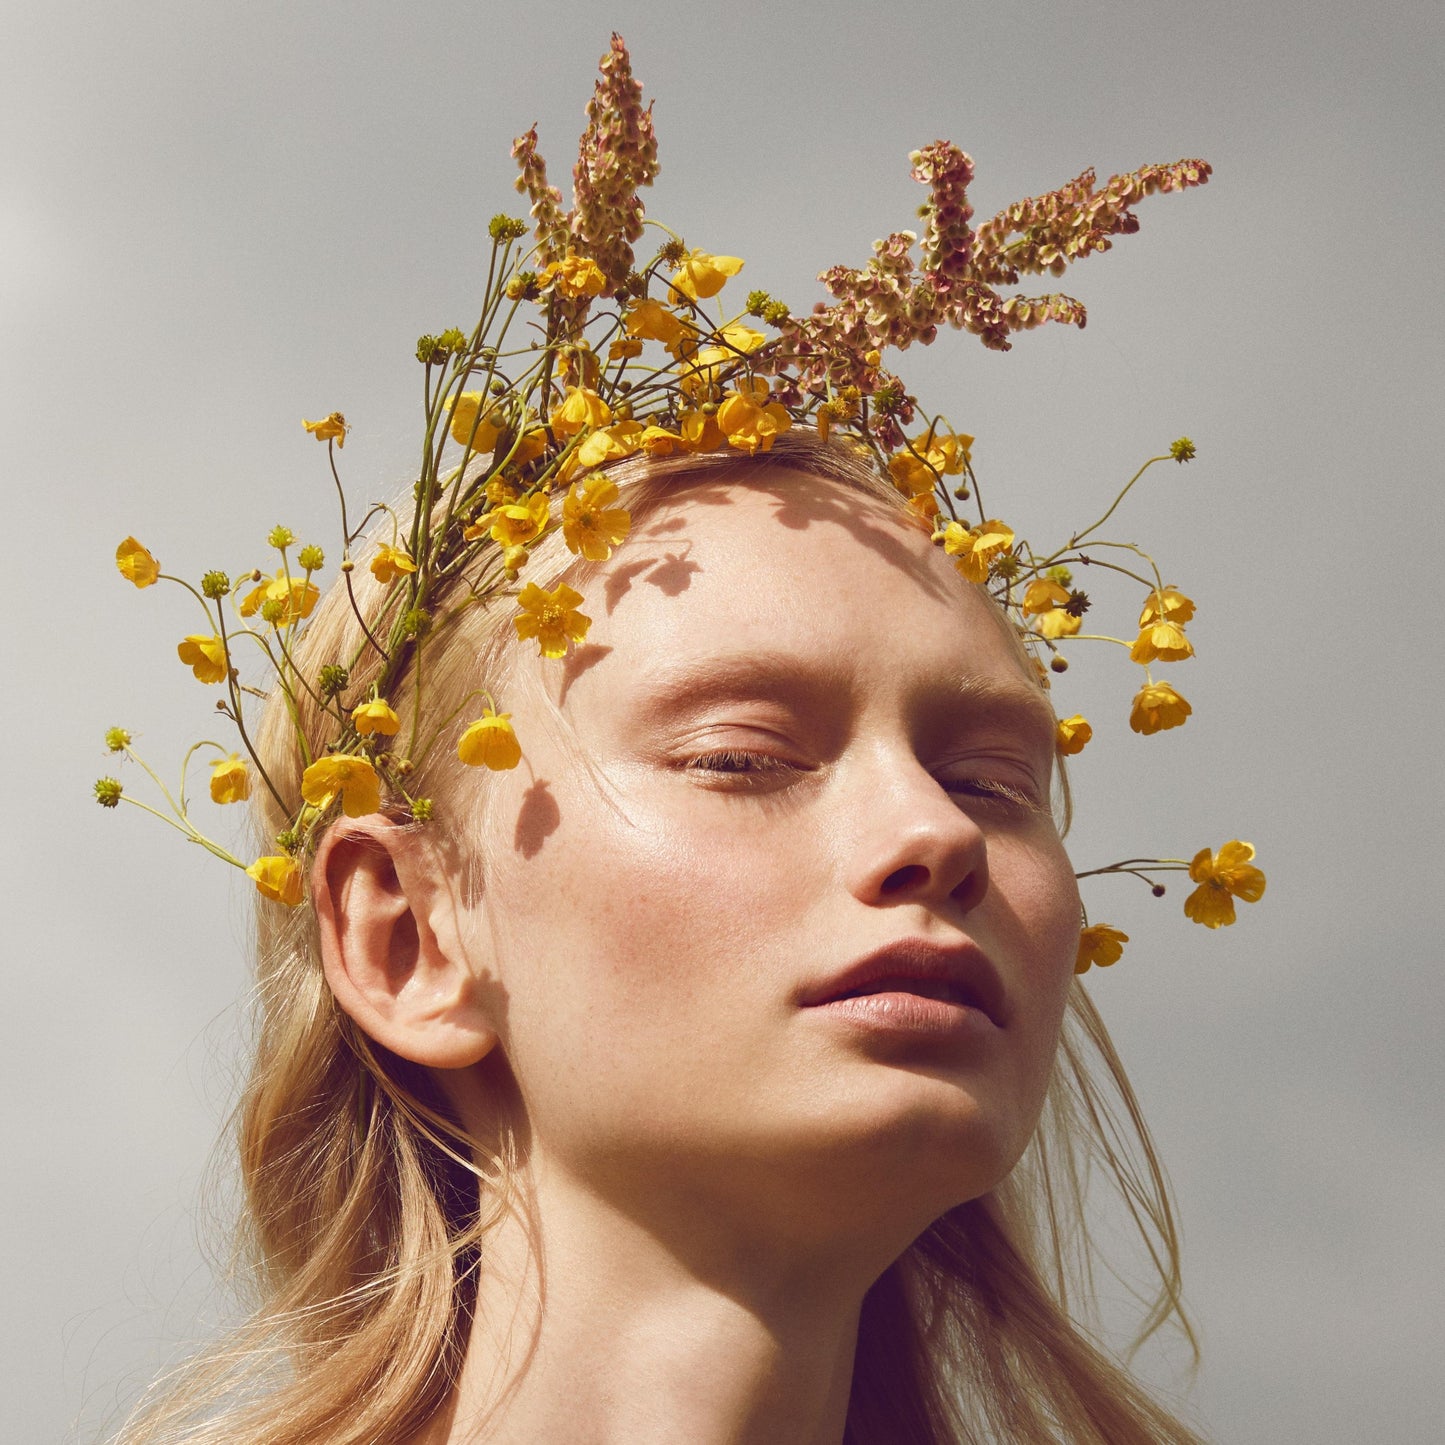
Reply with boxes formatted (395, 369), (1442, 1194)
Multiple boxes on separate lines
(427, 1155), (899, 1445)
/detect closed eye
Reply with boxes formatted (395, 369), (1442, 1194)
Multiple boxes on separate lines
(682, 749), (800, 787)
(942, 775), (1047, 815)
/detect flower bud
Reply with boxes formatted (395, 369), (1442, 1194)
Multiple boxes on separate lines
(104, 727), (131, 753)
(1050, 655), (1069, 673)
(201, 570), (231, 599)
(94, 777), (123, 808)
(1170, 437), (1197, 463)
(411, 797), (434, 822)
(268, 525), (296, 550)
(297, 545), (325, 572)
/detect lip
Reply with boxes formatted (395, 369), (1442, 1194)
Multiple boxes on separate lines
(796, 937), (1008, 1028)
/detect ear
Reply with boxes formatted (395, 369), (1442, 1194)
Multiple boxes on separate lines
(311, 816), (497, 1069)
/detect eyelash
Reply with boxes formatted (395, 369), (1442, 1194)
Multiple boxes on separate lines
(684, 749), (1042, 811)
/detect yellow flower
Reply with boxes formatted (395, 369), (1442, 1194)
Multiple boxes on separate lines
(608, 336), (643, 361)
(638, 423), (684, 455)
(1130, 620), (1194, 663)
(301, 754), (382, 818)
(1184, 840), (1266, 928)
(716, 320), (766, 355)
(1022, 579), (1069, 615)
(352, 699), (401, 737)
(457, 709), (522, 770)
(624, 299), (690, 350)
(905, 490), (940, 523)
(1139, 587), (1196, 626)
(247, 854), (304, 907)
(577, 420), (645, 469)
(940, 519), (1014, 584)
(889, 427), (973, 496)
(446, 392), (502, 451)
(209, 754), (251, 804)
(1075, 924), (1128, 974)
(668, 249), (744, 302)
(487, 492), (552, 549)
(177, 634), (228, 684)
(509, 428), (548, 466)
(563, 477), (632, 560)
(302, 412), (348, 447)
(678, 409), (726, 453)
(538, 252), (607, 298)
(116, 536), (160, 588)
(239, 570), (320, 625)
(718, 379), (792, 455)
(1056, 715), (1092, 755)
(370, 543), (417, 585)
(1129, 680), (1192, 735)
(550, 386), (612, 440)
(514, 581), (591, 658)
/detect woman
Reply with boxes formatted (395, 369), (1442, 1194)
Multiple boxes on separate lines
(106, 37), (1232, 1444)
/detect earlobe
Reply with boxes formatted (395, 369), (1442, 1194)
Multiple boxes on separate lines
(312, 818), (498, 1069)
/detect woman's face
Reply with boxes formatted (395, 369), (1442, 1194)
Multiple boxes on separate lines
(462, 471), (1080, 1241)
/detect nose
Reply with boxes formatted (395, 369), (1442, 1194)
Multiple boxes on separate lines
(842, 754), (990, 914)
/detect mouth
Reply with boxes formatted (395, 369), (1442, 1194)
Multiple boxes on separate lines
(799, 939), (1007, 1027)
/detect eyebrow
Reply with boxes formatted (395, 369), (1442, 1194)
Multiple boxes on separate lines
(631, 651), (1058, 751)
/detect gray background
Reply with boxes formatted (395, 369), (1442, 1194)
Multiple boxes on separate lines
(5, 1), (1441, 1441)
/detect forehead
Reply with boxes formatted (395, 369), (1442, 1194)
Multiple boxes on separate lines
(538, 470), (1047, 726)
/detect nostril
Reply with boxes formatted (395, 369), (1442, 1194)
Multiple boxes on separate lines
(880, 863), (930, 895)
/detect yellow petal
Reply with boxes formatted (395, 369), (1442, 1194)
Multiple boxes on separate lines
(457, 710), (522, 770)
(116, 537), (160, 588)
(247, 854), (304, 907)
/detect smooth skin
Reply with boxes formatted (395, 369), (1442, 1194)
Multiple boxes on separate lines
(314, 471), (1081, 1444)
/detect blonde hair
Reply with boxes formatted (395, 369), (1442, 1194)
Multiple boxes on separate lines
(114, 433), (1205, 1445)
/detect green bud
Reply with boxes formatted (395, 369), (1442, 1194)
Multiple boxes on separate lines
(415, 333), (438, 363)
(318, 664), (350, 697)
(275, 828), (299, 853)
(297, 544), (325, 572)
(411, 797), (434, 823)
(488, 214), (527, 242)
(260, 597), (287, 625)
(104, 727), (131, 752)
(437, 327), (467, 355)
(1046, 565), (1074, 588)
(94, 777), (123, 808)
(745, 289), (772, 318)
(201, 569), (231, 599)
(1169, 436), (1197, 463)
(401, 608), (432, 639)
(761, 301), (791, 325)
(268, 525), (296, 550)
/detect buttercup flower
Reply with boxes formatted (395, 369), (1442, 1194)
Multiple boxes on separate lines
(446, 393), (503, 451)
(1139, 587), (1195, 626)
(302, 412), (348, 447)
(1130, 620), (1194, 663)
(1075, 924), (1128, 973)
(563, 476), (631, 560)
(624, 298), (690, 350)
(301, 755), (382, 819)
(576, 421), (645, 470)
(550, 386), (612, 439)
(246, 854), (304, 907)
(370, 543), (417, 585)
(939, 519), (1014, 584)
(178, 634), (228, 684)
(457, 709), (522, 770)
(538, 252), (607, 298)
(1183, 841), (1266, 928)
(1129, 680), (1192, 735)
(116, 537), (160, 588)
(351, 700), (401, 737)
(484, 492), (552, 549)
(240, 570), (320, 626)
(668, 249), (744, 303)
(718, 379), (792, 456)
(209, 754), (251, 804)
(1056, 715), (1092, 755)
(888, 427), (973, 495)
(514, 581), (591, 658)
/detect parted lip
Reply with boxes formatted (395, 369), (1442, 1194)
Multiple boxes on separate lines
(797, 937), (1008, 1026)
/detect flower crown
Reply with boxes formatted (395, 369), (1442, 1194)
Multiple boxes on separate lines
(98, 35), (1263, 971)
